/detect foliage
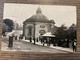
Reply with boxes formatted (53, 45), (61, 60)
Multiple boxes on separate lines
(2, 19), (14, 34)
(53, 24), (76, 47)
(55, 24), (76, 41)
(55, 25), (67, 40)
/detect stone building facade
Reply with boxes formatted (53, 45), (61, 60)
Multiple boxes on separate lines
(23, 7), (55, 40)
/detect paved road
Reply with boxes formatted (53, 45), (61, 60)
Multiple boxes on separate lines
(2, 37), (70, 53)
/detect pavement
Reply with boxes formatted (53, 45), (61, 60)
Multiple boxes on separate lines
(22, 40), (73, 52)
(1, 37), (73, 53)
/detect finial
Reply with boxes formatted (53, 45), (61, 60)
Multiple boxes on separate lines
(36, 7), (42, 14)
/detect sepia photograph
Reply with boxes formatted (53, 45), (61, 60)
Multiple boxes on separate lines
(2, 3), (77, 53)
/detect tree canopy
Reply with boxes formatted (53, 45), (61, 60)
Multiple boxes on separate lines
(3, 19), (14, 34)
(54, 24), (76, 41)
(3, 19), (14, 27)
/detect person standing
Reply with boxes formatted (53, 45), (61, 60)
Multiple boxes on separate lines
(42, 37), (45, 46)
(15, 36), (17, 40)
(30, 37), (32, 42)
(72, 40), (76, 52)
(47, 37), (50, 47)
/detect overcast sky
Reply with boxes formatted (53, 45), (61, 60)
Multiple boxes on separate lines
(3, 3), (77, 27)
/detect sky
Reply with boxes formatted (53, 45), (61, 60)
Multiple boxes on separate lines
(3, 3), (77, 27)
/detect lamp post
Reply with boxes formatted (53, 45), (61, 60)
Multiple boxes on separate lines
(8, 36), (13, 48)
(33, 23), (36, 45)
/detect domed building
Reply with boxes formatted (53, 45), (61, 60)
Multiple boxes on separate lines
(23, 7), (55, 40)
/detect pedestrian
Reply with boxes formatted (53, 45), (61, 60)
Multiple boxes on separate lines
(15, 36), (17, 40)
(72, 40), (76, 52)
(43, 39), (46, 47)
(42, 37), (44, 46)
(19, 35), (21, 41)
(43, 40), (44, 46)
(47, 37), (50, 47)
(30, 37), (32, 42)
(37, 38), (38, 42)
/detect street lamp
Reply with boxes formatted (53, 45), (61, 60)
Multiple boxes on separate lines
(33, 22), (36, 45)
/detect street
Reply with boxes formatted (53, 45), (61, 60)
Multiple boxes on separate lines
(2, 37), (72, 53)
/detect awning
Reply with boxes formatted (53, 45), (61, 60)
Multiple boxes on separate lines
(42, 32), (55, 37)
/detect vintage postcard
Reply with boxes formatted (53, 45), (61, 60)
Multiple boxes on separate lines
(2, 3), (77, 53)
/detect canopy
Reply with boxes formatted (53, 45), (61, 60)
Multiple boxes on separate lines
(42, 32), (55, 37)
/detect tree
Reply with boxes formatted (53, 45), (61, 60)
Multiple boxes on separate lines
(3, 19), (14, 32)
(54, 25), (68, 47)
(54, 24), (76, 47)
(2, 23), (9, 35)
(68, 24), (76, 41)
(55, 25), (67, 40)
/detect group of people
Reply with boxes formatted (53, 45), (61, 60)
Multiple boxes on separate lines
(9, 34), (24, 41)
(39, 37), (77, 52)
(3, 33), (77, 52)
(38, 37), (53, 47)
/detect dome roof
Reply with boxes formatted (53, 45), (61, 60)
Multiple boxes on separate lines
(25, 7), (54, 23)
(26, 14), (49, 22)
